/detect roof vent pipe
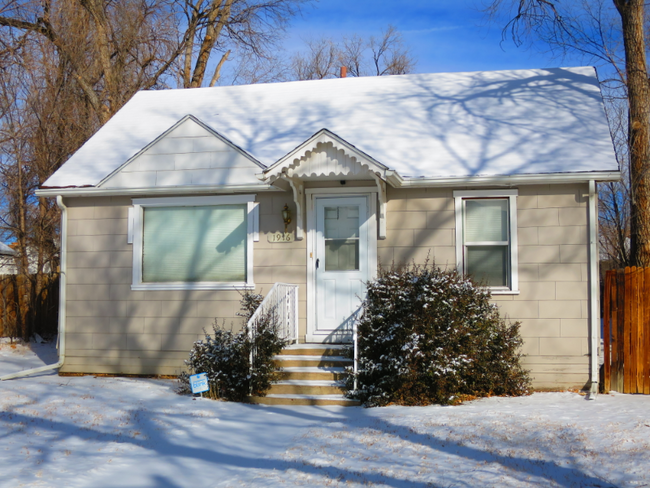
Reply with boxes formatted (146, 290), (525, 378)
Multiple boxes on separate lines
(340, 66), (347, 78)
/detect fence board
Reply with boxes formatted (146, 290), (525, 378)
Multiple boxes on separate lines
(612, 269), (625, 391)
(641, 268), (650, 395)
(603, 271), (612, 392)
(624, 267), (632, 393)
(614, 269), (623, 392)
(630, 268), (643, 393)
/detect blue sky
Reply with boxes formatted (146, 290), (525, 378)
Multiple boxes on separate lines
(283, 0), (589, 74)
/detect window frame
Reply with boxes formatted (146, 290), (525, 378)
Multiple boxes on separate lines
(453, 189), (519, 294)
(131, 195), (256, 291)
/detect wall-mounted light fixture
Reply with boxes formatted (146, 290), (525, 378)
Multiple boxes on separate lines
(282, 204), (291, 233)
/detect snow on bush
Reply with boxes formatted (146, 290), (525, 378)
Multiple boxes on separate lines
(346, 263), (532, 406)
(178, 291), (288, 402)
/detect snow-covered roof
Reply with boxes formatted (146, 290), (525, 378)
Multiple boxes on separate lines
(0, 242), (15, 256)
(43, 66), (618, 189)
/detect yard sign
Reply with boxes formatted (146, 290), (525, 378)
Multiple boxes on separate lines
(189, 373), (209, 394)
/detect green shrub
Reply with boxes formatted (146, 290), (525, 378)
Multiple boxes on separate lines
(346, 263), (531, 406)
(178, 291), (288, 402)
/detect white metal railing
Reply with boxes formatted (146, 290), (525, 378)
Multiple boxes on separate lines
(248, 283), (299, 390)
(353, 320), (358, 392)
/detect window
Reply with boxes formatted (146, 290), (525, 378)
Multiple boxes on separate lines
(324, 205), (360, 271)
(454, 190), (518, 293)
(130, 195), (256, 290)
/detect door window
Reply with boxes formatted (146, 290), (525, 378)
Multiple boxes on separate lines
(324, 205), (360, 271)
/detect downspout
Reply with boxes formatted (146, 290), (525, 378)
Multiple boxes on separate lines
(587, 180), (599, 399)
(1, 195), (67, 380)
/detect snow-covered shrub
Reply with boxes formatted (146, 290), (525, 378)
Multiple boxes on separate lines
(178, 291), (287, 402)
(346, 263), (531, 406)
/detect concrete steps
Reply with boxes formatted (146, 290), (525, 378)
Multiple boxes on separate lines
(279, 366), (347, 381)
(249, 344), (359, 406)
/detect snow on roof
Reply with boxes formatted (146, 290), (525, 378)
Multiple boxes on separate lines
(44, 66), (618, 188)
(0, 242), (15, 256)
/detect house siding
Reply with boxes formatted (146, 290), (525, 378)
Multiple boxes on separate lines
(100, 117), (264, 189)
(62, 193), (307, 376)
(379, 184), (591, 390)
(61, 183), (591, 390)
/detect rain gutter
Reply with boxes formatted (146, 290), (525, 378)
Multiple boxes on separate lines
(387, 171), (621, 188)
(586, 180), (599, 399)
(35, 184), (279, 198)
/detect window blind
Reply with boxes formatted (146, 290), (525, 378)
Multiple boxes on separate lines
(465, 199), (508, 242)
(142, 205), (246, 283)
(467, 246), (507, 287)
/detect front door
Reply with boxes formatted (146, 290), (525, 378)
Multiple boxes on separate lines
(312, 196), (370, 342)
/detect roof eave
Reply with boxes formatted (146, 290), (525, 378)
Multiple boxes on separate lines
(393, 171), (621, 188)
(35, 183), (281, 198)
(36, 171), (622, 197)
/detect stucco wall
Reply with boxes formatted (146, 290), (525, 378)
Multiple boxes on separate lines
(61, 183), (592, 389)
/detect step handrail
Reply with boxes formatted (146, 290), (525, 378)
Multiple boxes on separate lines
(353, 320), (358, 392)
(248, 283), (299, 392)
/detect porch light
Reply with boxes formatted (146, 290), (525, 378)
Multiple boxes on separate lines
(282, 204), (291, 233)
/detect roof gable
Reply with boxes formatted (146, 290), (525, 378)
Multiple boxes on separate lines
(100, 116), (265, 189)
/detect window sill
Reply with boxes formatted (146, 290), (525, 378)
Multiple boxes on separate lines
(489, 289), (520, 295)
(131, 282), (255, 291)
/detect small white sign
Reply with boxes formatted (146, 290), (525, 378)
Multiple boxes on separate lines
(267, 232), (294, 243)
(189, 373), (209, 394)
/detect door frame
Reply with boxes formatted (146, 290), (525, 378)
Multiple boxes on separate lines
(306, 188), (378, 343)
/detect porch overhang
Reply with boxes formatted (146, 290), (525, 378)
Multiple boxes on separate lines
(260, 129), (392, 240)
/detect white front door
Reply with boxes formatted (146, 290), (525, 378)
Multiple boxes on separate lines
(310, 195), (370, 342)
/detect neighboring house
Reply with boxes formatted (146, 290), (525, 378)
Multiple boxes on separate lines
(0, 243), (20, 275)
(0, 243), (15, 256)
(0, 244), (50, 275)
(37, 67), (619, 391)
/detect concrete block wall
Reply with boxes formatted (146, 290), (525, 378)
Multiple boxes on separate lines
(62, 192), (306, 376)
(381, 183), (591, 390)
(61, 183), (592, 388)
(381, 187), (456, 269)
(508, 184), (590, 389)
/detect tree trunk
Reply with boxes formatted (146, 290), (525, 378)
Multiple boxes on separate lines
(615, 0), (650, 266)
(190, 0), (233, 88)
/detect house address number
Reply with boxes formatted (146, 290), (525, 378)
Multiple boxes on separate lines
(267, 232), (294, 243)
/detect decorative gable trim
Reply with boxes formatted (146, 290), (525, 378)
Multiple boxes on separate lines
(262, 129), (392, 241)
(262, 129), (394, 182)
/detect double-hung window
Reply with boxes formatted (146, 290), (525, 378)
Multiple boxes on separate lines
(454, 190), (518, 293)
(130, 195), (257, 290)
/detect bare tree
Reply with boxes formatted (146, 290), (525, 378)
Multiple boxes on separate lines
(600, 100), (631, 267)
(0, 35), (85, 338)
(0, 0), (305, 115)
(291, 25), (416, 80)
(369, 25), (415, 76)
(178, 0), (303, 88)
(340, 35), (365, 77)
(292, 37), (339, 80)
(0, 0), (306, 338)
(229, 49), (287, 85)
(0, 0), (181, 123)
(487, 0), (650, 267)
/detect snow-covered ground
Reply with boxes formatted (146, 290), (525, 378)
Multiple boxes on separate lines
(1, 341), (649, 488)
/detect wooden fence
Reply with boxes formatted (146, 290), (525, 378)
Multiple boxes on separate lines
(0, 273), (59, 339)
(602, 267), (650, 394)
